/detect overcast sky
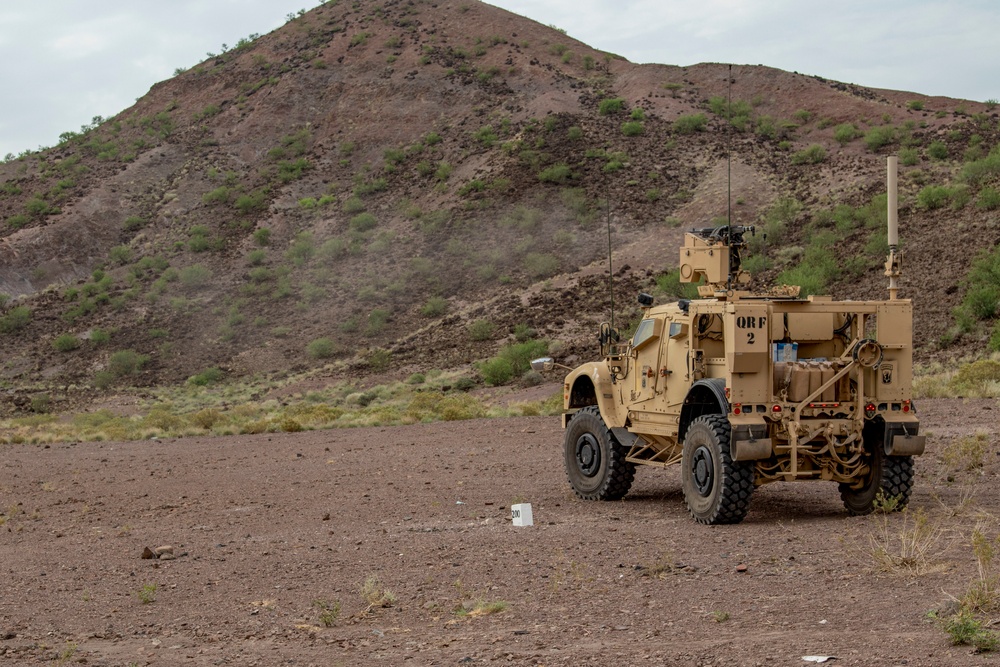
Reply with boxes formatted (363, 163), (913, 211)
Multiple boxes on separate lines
(1, 1), (996, 158)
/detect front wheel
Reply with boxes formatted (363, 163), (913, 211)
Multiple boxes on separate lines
(563, 406), (635, 500)
(681, 415), (755, 525)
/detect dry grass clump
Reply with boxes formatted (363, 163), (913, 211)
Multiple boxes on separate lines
(0, 368), (562, 444)
(359, 575), (395, 613)
(940, 431), (990, 472)
(936, 524), (1000, 652)
(868, 504), (945, 574)
(915, 356), (1000, 398)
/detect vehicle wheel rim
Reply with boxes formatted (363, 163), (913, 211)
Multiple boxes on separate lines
(692, 445), (713, 496)
(575, 433), (601, 477)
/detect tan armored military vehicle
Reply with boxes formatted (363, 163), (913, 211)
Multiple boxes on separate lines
(534, 157), (925, 524)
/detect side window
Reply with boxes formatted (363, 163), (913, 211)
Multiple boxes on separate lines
(632, 319), (656, 348)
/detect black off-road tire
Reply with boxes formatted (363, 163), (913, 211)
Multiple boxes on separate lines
(839, 447), (914, 515)
(563, 406), (636, 501)
(681, 415), (755, 525)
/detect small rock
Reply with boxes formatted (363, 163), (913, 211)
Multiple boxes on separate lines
(153, 545), (174, 557)
(159, 552), (176, 561)
(141, 547), (155, 560)
(736, 564), (748, 573)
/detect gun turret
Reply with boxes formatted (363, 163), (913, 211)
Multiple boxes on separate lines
(678, 224), (755, 296)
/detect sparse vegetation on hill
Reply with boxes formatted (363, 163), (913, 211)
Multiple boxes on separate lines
(0, 0), (998, 419)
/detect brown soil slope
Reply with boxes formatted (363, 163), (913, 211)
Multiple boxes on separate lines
(0, 0), (997, 407)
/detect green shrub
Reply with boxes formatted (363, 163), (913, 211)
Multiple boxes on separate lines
(317, 238), (346, 261)
(468, 319), (496, 341)
(342, 196), (365, 214)
(776, 237), (840, 297)
(790, 144), (826, 165)
(524, 253), (559, 278)
(188, 367), (224, 386)
(833, 123), (858, 144)
(107, 245), (132, 265)
(353, 178), (387, 196)
(252, 228), (271, 246)
(30, 393), (50, 414)
(107, 349), (149, 377)
(989, 322), (1000, 353)
(306, 337), (336, 359)
(474, 126), (497, 147)
(123, 215), (146, 231)
(498, 340), (548, 374)
(248, 267), (272, 283)
(7, 214), (30, 229)
(179, 264), (212, 287)
(203, 186), (231, 205)
(864, 126), (896, 151)
(0, 306), (31, 334)
(957, 246), (1000, 323)
(567, 126), (583, 140)
(350, 212), (377, 232)
(421, 296), (448, 317)
(621, 121), (644, 136)
(52, 333), (80, 352)
(247, 249), (267, 266)
(899, 147), (919, 166)
(538, 163), (572, 184)
(285, 232), (315, 264)
(368, 348), (392, 371)
(916, 185), (952, 210)
(942, 612), (999, 652)
(435, 161), (453, 181)
(366, 309), (390, 336)
(598, 98), (625, 115)
(277, 158), (311, 183)
(514, 323), (536, 342)
(88, 329), (110, 345)
(235, 189), (268, 213)
(951, 360), (1000, 395)
(674, 114), (706, 134)
(480, 357), (514, 386)
(960, 145), (1000, 185)
(978, 187), (1000, 210)
(927, 141), (948, 160)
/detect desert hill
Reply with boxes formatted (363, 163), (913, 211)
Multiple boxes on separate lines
(1, 0), (998, 414)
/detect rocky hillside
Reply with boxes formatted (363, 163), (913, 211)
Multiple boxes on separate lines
(1, 0), (998, 413)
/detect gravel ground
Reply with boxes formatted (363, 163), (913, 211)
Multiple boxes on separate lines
(1, 398), (998, 666)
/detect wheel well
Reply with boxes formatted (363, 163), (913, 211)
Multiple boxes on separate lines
(679, 378), (729, 442)
(568, 376), (597, 408)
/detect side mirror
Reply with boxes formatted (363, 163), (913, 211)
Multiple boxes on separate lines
(530, 357), (555, 372)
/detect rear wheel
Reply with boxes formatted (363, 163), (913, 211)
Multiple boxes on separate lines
(840, 437), (914, 515)
(681, 415), (755, 524)
(563, 406), (635, 500)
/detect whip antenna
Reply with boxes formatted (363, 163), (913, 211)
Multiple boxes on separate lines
(726, 64), (733, 293)
(606, 175), (615, 331)
(727, 64), (732, 228)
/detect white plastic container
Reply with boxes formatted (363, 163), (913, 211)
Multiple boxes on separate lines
(772, 342), (798, 362)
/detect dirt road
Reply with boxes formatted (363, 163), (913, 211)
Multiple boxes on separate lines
(0, 398), (995, 665)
